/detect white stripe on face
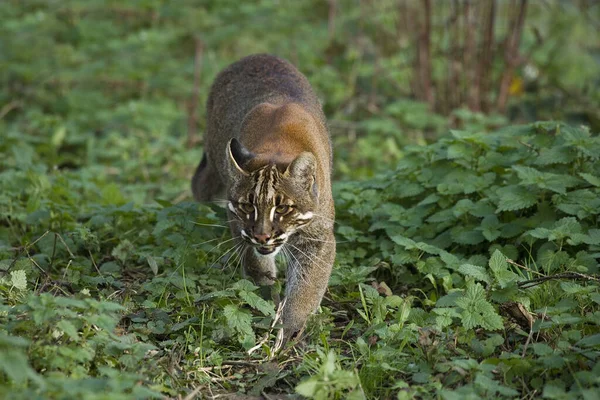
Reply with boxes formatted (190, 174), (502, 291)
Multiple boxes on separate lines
(269, 206), (275, 222)
(265, 166), (276, 200)
(227, 202), (236, 214)
(297, 211), (314, 220)
(251, 166), (279, 222)
(254, 170), (264, 200)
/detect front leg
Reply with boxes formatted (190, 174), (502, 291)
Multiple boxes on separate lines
(281, 232), (336, 339)
(242, 247), (277, 286)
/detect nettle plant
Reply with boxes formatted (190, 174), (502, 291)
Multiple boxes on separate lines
(333, 122), (600, 396)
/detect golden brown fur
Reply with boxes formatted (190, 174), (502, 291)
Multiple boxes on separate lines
(191, 54), (335, 343)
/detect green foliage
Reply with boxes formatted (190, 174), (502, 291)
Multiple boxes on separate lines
(4, 115), (599, 398)
(335, 122), (600, 398)
(1, 1), (598, 180)
(295, 350), (364, 400)
(1, 1), (600, 398)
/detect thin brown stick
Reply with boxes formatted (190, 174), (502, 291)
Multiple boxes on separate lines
(447, 0), (461, 113)
(416, 0), (434, 107)
(24, 247), (48, 276)
(182, 384), (204, 400)
(463, 0), (479, 111)
(506, 258), (544, 276)
(8, 231), (50, 272)
(328, 0), (337, 42)
(88, 249), (102, 275)
(56, 233), (75, 258)
(49, 233), (58, 271)
(401, 1), (421, 99)
(0, 100), (22, 120)
(522, 321), (534, 357)
(248, 297), (287, 356)
(479, 0), (496, 112)
(187, 37), (204, 149)
(518, 272), (600, 289)
(496, 0), (527, 112)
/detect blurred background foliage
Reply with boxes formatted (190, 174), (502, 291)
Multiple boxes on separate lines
(1, 0), (598, 184)
(2, 1), (600, 398)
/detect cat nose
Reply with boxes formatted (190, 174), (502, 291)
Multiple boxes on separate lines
(253, 233), (271, 244)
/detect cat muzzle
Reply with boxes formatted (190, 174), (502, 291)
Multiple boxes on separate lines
(256, 245), (276, 255)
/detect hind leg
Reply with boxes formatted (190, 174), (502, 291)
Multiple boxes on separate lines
(191, 154), (224, 201)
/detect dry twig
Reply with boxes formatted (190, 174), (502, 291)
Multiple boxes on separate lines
(518, 272), (600, 289)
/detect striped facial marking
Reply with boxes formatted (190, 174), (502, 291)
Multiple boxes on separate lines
(228, 164), (314, 255)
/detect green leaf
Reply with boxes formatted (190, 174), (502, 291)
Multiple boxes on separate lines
(111, 240), (134, 263)
(475, 373), (519, 397)
(232, 279), (259, 292)
(576, 334), (600, 348)
(239, 290), (275, 317)
(569, 229), (600, 246)
(562, 125), (600, 159)
(295, 379), (319, 397)
(480, 215), (502, 241)
(489, 250), (518, 288)
(389, 234), (443, 255)
(532, 343), (554, 356)
(534, 145), (575, 165)
(513, 166), (580, 194)
(392, 182), (424, 198)
(56, 320), (80, 341)
(146, 255), (159, 275)
(554, 189), (600, 219)
(0, 348), (44, 386)
(496, 185), (538, 212)
(455, 282), (504, 331)
(579, 173), (600, 187)
(452, 199), (475, 218)
(10, 269), (27, 290)
(223, 304), (253, 338)
(51, 126), (67, 148)
(451, 226), (485, 245)
(432, 307), (460, 328)
(436, 291), (463, 307)
(458, 264), (491, 284)
(469, 200), (496, 218)
(527, 217), (582, 242)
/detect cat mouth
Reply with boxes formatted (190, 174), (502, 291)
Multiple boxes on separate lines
(256, 245), (277, 255)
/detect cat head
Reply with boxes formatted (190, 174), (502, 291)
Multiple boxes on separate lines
(225, 138), (318, 256)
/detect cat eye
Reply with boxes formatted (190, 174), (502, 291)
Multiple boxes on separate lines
(239, 203), (254, 214)
(275, 205), (291, 214)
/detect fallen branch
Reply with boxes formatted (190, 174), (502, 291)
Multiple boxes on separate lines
(518, 272), (600, 289)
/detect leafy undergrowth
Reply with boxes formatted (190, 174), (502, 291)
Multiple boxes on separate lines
(1, 122), (600, 399)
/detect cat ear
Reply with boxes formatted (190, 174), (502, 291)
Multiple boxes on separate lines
(226, 138), (254, 177)
(285, 152), (318, 197)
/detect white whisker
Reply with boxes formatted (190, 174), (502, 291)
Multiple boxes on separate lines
(299, 234), (344, 245)
(204, 236), (239, 257)
(192, 236), (224, 248)
(192, 222), (229, 228)
(310, 212), (338, 225)
(284, 245), (308, 287)
(208, 241), (243, 270)
(286, 242), (329, 274)
(224, 242), (245, 271)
